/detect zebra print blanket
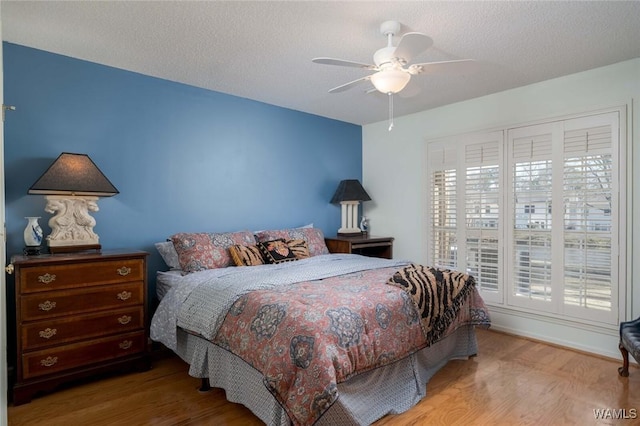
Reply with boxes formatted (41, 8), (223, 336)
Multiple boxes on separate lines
(387, 264), (476, 343)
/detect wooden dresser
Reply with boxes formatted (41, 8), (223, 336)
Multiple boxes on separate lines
(9, 250), (150, 405)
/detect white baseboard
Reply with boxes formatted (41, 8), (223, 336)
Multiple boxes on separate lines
(486, 307), (630, 363)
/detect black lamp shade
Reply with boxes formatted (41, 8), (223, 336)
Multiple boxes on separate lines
(28, 152), (119, 197)
(330, 179), (371, 203)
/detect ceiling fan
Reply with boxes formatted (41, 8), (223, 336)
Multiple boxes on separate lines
(312, 20), (474, 129)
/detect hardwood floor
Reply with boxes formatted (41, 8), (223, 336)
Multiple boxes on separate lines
(7, 329), (639, 425)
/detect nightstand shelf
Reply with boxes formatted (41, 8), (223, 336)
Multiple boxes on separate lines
(325, 235), (394, 259)
(9, 249), (150, 405)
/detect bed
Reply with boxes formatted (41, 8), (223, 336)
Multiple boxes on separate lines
(150, 227), (490, 425)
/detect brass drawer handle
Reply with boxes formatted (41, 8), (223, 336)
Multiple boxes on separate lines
(117, 266), (132, 276)
(38, 273), (56, 284)
(40, 356), (58, 367)
(117, 315), (132, 325)
(38, 300), (57, 311)
(39, 328), (57, 339)
(116, 291), (132, 301)
(119, 340), (133, 350)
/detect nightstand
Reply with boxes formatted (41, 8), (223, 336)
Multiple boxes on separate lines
(325, 235), (394, 259)
(8, 250), (150, 405)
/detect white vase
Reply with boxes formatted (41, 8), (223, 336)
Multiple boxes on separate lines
(360, 216), (368, 233)
(24, 216), (43, 247)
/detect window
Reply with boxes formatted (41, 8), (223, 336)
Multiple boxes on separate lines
(428, 132), (504, 303)
(429, 145), (457, 269)
(426, 110), (624, 325)
(560, 118), (617, 322)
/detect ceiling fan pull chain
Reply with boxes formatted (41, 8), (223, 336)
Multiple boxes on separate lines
(388, 92), (394, 131)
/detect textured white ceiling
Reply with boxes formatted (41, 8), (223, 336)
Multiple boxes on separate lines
(2, 1), (640, 125)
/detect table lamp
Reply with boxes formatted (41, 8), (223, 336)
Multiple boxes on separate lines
(330, 179), (371, 236)
(28, 152), (119, 253)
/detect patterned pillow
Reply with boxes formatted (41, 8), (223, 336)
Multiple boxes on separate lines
(258, 239), (298, 264)
(287, 239), (310, 259)
(229, 244), (265, 266)
(155, 241), (181, 270)
(170, 230), (255, 273)
(255, 227), (328, 257)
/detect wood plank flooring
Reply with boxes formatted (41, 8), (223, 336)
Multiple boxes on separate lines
(7, 329), (640, 425)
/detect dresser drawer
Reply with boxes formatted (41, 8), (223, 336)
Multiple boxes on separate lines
(21, 306), (144, 351)
(22, 331), (146, 379)
(19, 258), (145, 294)
(20, 282), (144, 321)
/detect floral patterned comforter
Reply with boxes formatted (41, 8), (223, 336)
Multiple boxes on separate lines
(170, 256), (490, 425)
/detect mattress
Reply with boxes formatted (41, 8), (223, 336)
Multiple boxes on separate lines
(156, 270), (183, 301)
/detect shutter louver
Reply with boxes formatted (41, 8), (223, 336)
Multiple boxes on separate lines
(511, 129), (553, 303)
(428, 143), (458, 269)
(465, 141), (500, 294)
(563, 123), (613, 312)
(430, 145), (457, 169)
(431, 168), (457, 269)
(512, 133), (552, 161)
(564, 125), (611, 156)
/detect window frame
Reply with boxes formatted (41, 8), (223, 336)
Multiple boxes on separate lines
(425, 107), (627, 327)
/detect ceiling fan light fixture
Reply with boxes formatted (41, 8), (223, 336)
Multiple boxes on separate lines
(370, 68), (411, 94)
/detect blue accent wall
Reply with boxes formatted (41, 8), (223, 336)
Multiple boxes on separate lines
(3, 42), (362, 302)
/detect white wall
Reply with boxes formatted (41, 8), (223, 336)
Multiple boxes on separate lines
(363, 58), (639, 359)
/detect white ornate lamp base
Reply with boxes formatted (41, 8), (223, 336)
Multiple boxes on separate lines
(44, 195), (102, 253)
(337, 201), (364, 236)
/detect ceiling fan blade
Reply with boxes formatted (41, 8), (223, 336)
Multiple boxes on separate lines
(393, 33), (433, 63)
(408, 59), (477, 75)
(312, 57), (376, 70)
(328, 75), (372, 93)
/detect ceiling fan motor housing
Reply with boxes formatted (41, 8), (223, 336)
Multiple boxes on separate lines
(374, 46), (398, 68)
(375, 21), (408, 67)
(379, 20), (401, 37)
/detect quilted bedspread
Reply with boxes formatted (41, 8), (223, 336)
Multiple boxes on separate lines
(167, 255), (490, 426)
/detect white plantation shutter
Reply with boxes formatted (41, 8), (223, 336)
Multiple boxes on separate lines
(429, 144), (458, 169)
(430, 169), (457, 268)
(427, 133), (504, 303)
(463, 135), (503, 302)
(512, 132), (553, 161)
(562, 115), (618, 322)
(428, 143), (458, 269)
(507, 124), (556, 310)
(426, 109), (623, 326)
(564, 125), (611, 156)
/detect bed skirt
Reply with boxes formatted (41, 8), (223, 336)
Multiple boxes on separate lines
(173, 325), (479, 425)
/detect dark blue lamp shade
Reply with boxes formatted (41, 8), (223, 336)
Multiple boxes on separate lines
(28, 152), (118, 196)
(330, 179), (371, 203)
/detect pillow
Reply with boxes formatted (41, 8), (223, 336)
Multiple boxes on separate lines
(170, 230), (255, 273)
(258, 239), (298, 264)
(252, 223), (313, 234)
(287, 239), (310, 259)
(229, 244), (265, 266)
(155, 241), (181, 270)
(255, 227), (328, 257)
